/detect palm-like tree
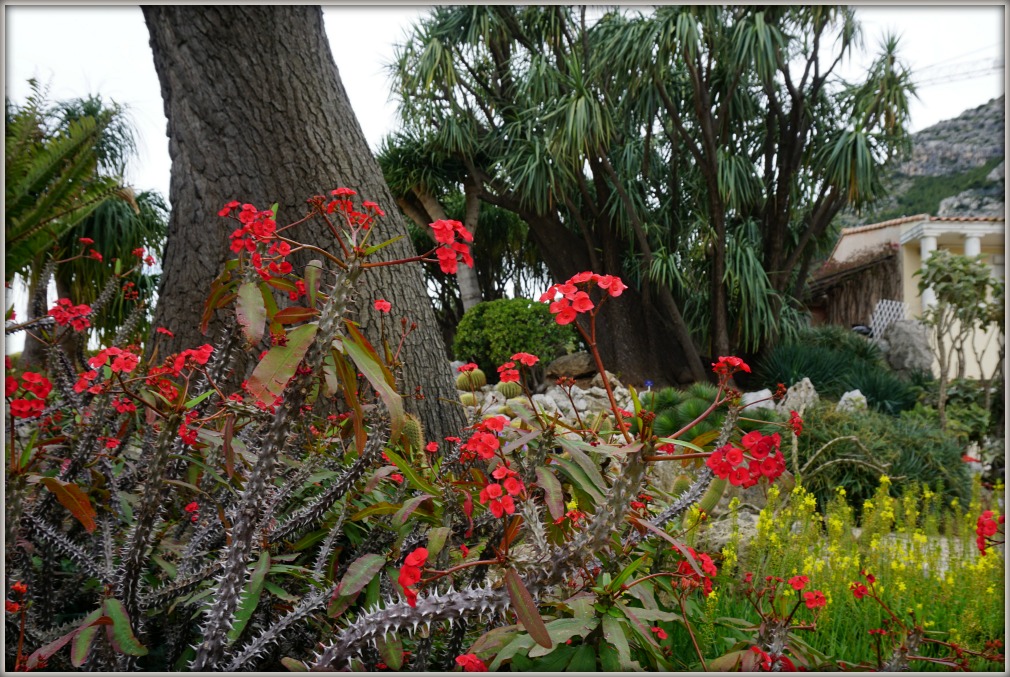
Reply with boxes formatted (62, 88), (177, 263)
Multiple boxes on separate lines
(6, 83), (167, 368)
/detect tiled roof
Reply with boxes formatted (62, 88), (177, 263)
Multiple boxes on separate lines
(840, 213), (1005, 236)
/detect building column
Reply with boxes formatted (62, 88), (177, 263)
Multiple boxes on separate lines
(920, 235), (938, 309)
(964, 234), (981, 258)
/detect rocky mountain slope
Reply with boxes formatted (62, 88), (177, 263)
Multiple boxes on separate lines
(842, 96), (1005, 225)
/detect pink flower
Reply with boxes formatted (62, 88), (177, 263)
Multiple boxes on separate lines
(374, 298), (392, 313)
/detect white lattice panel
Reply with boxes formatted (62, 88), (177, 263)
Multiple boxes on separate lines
(869, 299), (907, 342)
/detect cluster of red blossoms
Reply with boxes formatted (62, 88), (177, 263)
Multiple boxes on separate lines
(6, 369), (53, 419)
(48, 298), (92, 332)
(429, 218), (474, 275)
(706, 430), (786, 487)
(975, 510), (1005, 555)
(539, 272), (627, 325)
(479, 463), (526, 518)
(850, 569), (877, 599)
(676, 546), (719, 596)
(398, 547), (428, 607)
(460, 415), (507, 463)
(454, 653), (487, 672)
(324, 187), (386, 230)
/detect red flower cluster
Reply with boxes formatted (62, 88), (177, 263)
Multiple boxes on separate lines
(184, 500), (199, 523)
(425, 441), (439, 454)
(457, 362), (478, 373)
(322, 188), (385, 230)
(455, 653), (487, 672)
(712, 355), (750, 378)
(221, 202), (278, 253)
(429, 219), (474, 274)
(178, 410), (200, 445)
(705, 431), (785, 487)
(480, 463), (525, 518)
(497, 361), (519, 383)
(6, 371), (52, 419)
(373, 298), (392, 313)
(89, 346), (141, 374)
(976, 510), (1004, 555)
(460, 416), (507, 463)
(850, 583), (868, 599)
(802, 590), (826, 609)
(511, 352), (539, 367)
(676, 546), (718, 596)
(170, 344), (214, 375)
(398, 547), (428, 608)
(48, 298), (92, 331)
(650, 626), (668, 640)
(787, 575), (809, 591)
(133, 247), (157, 267)
(788, 410), (803, 437)
(539, 272), (626, 325)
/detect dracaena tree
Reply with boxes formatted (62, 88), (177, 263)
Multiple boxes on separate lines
(388, 5), (915, 375)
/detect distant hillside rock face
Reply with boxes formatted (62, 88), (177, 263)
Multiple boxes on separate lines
(898, 97), (1005, 177)
(840, 96), (1005, 225)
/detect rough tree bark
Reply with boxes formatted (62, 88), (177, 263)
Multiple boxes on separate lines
(142, 4), (465, 440)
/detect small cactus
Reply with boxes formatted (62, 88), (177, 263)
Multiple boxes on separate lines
(401, 414), (425, 456)
(670, 474), (693, 498)
(494, 380), (522, 399)
(697, 476), (728, 515)
(456, 368), (487, 391)
(459, 392), (479, 408)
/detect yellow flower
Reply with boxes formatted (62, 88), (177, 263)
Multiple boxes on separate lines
(897, 581), (907, 592)
(880, 474), (891, 485)
(836, 486), (846, 496)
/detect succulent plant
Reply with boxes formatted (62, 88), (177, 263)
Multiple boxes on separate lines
(494, 379), (522, 399)
(455, 368), (487, 391)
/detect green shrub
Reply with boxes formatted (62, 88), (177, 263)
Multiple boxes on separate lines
(452, 298), (576, 381)
(755, 342), (852, 397)
(794, 325), (884, 365)
(840, 361), (919, 415)
(797, 403), (970, 513)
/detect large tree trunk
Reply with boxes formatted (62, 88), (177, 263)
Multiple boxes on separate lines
(142, 4), (465, 440)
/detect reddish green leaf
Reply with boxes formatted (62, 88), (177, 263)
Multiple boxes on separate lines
(265, 276), (298, 293)
(280, 657), (309, 671)
(227, 551), (271, 643)
(376, 633), (403, 670)
(200, 265), (236, 333)
(40, 477), (96, 532)
(103, 598), (148, 656)
(247, 323), (318, 403)
(549, 456), (604, 505)
(425, 527), (451, 563)
(535, 466), (565, 521)
(504, 567), (551, 649)
(274, 306), (320, 325)
(70, 608), (105, 667)
(342, 321), (404, 440)
(601, 614), (632, 668)
(529, 618), (597, 657)
(25, 611), (109, 670)
(304, 259), (323, 308)
(328, 347), (366, 453)
(393, 494), (433, 526)
(349, 501), (400, 521)
(236, 281), (266, 345)
(223, 413), (236, 479)
(335, 554), (385, 598)
(467, 624), (519, 659)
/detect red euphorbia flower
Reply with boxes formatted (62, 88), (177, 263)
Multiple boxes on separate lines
(803, 590), (826, 609)
(712, 355), (751, 377)
(788, 575), (809, 591)
(497, 361), (519, 383)
(49, 298), (92, 331)
(850, 583), (869, 599)
(789, 410), (803, 437)
(374, 298), (392, 313)
(511, 352), (539, 367)
(455, 653), (487, 672)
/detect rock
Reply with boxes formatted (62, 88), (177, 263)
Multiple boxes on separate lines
(740, 389), (774, 412)
(545, 351), (596, 380)
(532, 393), (559, 416)
(590, 370), (623, 390)
(881, 320), (933, 377)
(775, 378), (818, 415)
(695, 511), (761, 556)
(836, 389), (868, 413)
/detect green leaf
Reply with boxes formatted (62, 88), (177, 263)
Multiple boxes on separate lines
(342, 321), (404, 440)
(611, 554), (648, 590)
(383, 449), (440, 497)
(236, 281), (266, 345)
(487, 634), (536, 671)
(504, 567), (551, 649)
(467, 624), (519, 659)
(363, 234), (404, 256)
(336, 554), (386, 598)
(529, 618), (598, 658)
(549, 455), (604, 505)
(227, 551), (271, 643)
(656, 437), (705, 454)
(70, 608), (104, 668)
(425, 526), (451, 562)
(247, 323), (318, 403)
(535, 466), (565, 521)
(566, 643), (596, 671)
(304, 260), (323, 309)
(393, 494), (433, 526)
(182, 387), (215, 410)
(557, 439), (608, 490)
(103, 598), (148, 656)
(601, 614), (631, 668)
(530, 644), (576, 671)
(350, 501), (400, 521)
(598, 639), (622, 672)
(40, 477), (96, 532)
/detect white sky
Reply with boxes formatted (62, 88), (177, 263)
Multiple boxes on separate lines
(4, 4), (1004, 201)
(2, 4), (1005, 353)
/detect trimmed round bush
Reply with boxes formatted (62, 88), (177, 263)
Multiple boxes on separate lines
(452, 298), (576, 382)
